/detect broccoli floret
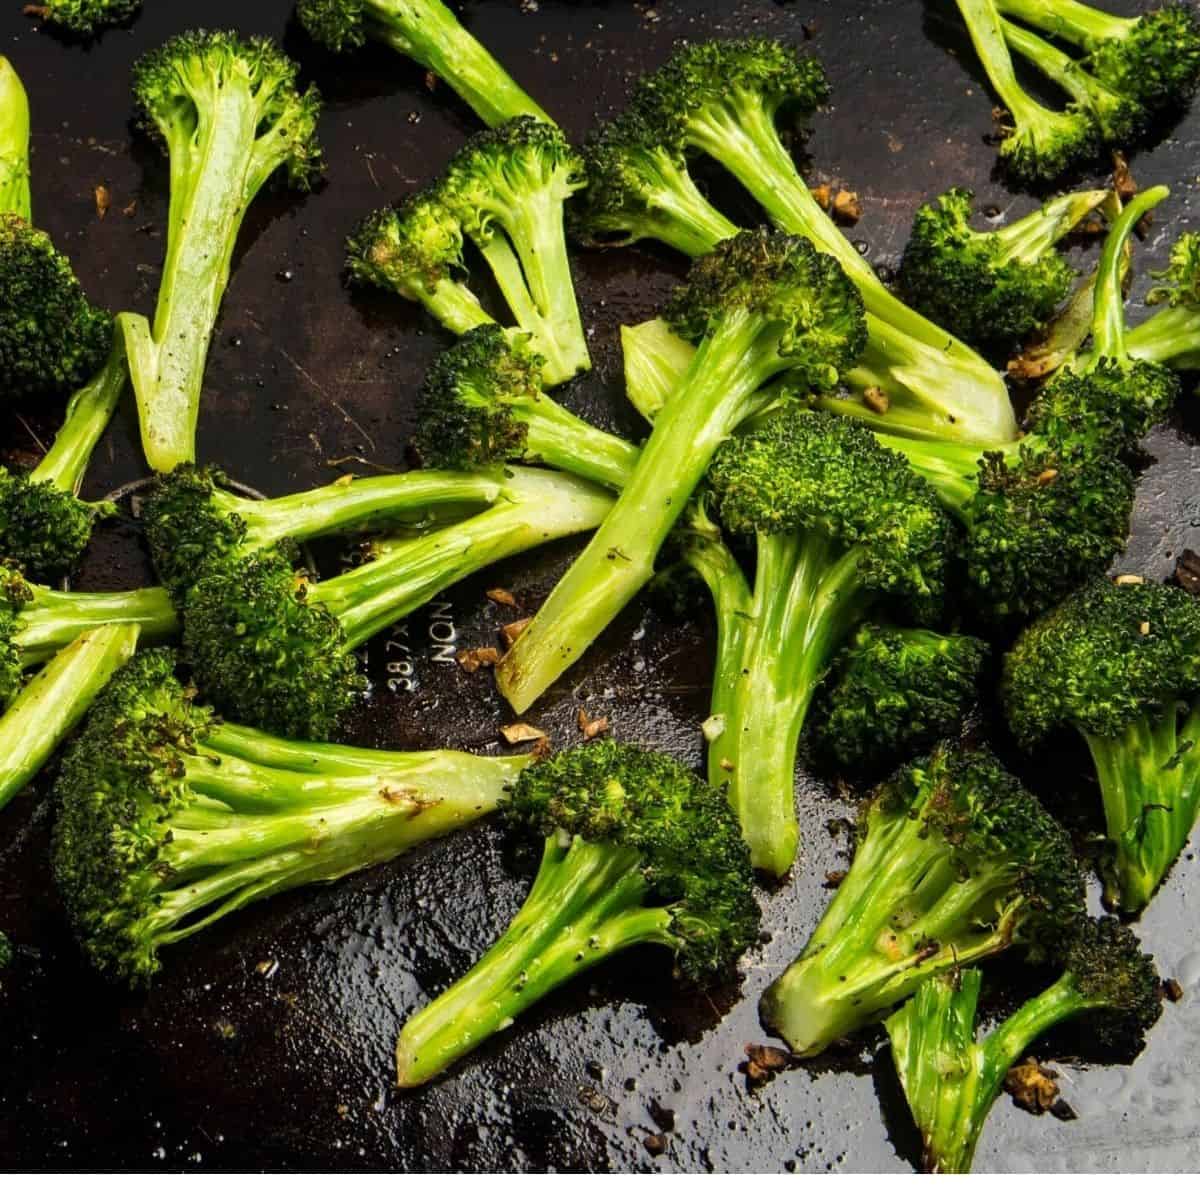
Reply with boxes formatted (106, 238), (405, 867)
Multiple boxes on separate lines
(899, 187), (1109, 353)
(142, 460), (520, 602)
(887, 918), (1161, 1173)
(416, 326), (639, 491)
(1004, 576), (1200, 911)
(0, 622), (136, 813)
(759, 743), (1085, 1057)
(494, 229), (866, 718)
(51, 648), (529, 984)
(183, 467), (613, 739)
(116, 32), (322, 472)
(394, 740), (759, 1086)
(693, 406), (952, 874)
(296, 0), (550, 128)
(813, 624), (989, 772)
(23, 0), (141, 36)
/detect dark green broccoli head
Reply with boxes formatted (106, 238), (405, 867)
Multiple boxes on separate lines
(708, 405), (951, 618)
(182, 548), (364, 741)
(0, 214), (112, 400)
(1087, 4), (1200, 111)
(1147, 231), (1200, 306)
(814, 625), (988, 771)
(665, 229), (867, 389)
(1004, 576), (1200, 748)
(899, 189), (1074, 350)
(0, 469), (98, 580)
(296, 0), (367, 52)
(0, 563), (34, 706)
(504, 740), (759, 978)
(131, 30), (322, 190)
(50, 648), (207, 982)
(965, 443), (1135, 623)
(998, 108), (1097, 185)
(345, 191), (466, 300)
(30, 0), (141, 36)
(415, 326), (543, 470)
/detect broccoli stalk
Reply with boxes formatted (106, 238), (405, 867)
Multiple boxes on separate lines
(0, 623), (136, 812)
(494, 230), (866, 717)
(296, 0), (550, 128)
(887, 919), (1162, 1174)
(0, 56), (31, 219)
(394, 741), (758, 1086)
(899, 187), (1109, 352)
(51, 648), (530, 983)
(759, 745), (1085, 1057)
(23, 1), (142, 36)
(182, 466), (614, 739)
(1004, 577), (1200, 912)
(116, 32), (322, 472)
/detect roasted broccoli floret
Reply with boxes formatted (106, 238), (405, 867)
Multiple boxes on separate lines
(695, 406), (951, 875)
(0, 623), (136, 812)
(899, 187), (1109, 353)
(813, 624), (989, 773)
(296, 0), (550, 128)
(183, 467), (613, 739)
(494, 229), (867, 717)
(1004, 576), (1200, 912)
(23, 0), (141, 36)
(52, 648), (530, 984)
(116, 32), (322, 472)
(759, 744), (1085, 1057)
(416, 327), (639, 491)
(887, 918), (1162, 1173)
(394, 740), (759, 1086)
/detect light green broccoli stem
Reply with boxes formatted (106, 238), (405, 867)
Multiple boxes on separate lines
(994, 0), (1135, 48)
(635, 152), (740, 257)
(395, 833), (674, 1086)
(312, 467), (614, 648)
(1123, 303), (1200, 370)
(1083, 705), (1200, 912)
(1001, 19), (1122, 125)
(873, 433), (990, 515)
(0, 622), (137, 809)
(621, 319), (697, 426)
(409, 272), (495, 336)
(0, 56), (31, 220)
(368, 0), (550, 128)
(994, 188), (1111, 264)
(521, 399), (640, 492)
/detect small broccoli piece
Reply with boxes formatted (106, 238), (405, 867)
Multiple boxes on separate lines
(394, 740), (758, 1086)
(143, 460), (520, 602)
(416, 327), (639, 491)
(0, 56), (30, 219)
(759, 744), (1085, 1057)
(887, 918), (1161, 1173)
(182, 467), (613, 739)
(51, 648), (529, 984)
(24, 0), (141, 36)
(494, 229), (867, 718)
(813, 624), (989, 772)
(995, 0), (1200, 111)
(0, 623), (136, 813)
(899, 187), (1109, 353)
(116, 31), (322, 472)
(296, 0), (550, 128)
(1004, 576), (1200, 911)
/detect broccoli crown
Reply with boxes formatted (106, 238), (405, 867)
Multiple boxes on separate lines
(345, 191), (466, 298)
(0, 214), (113, 400)
(0, 563), (33, 704)
(633, 37), (829, 143)
(504, 740), (759, 978)
(665, 229), (867, 387)
(899, 188), (1074, 349)
(50, 648), (209, 982)
(999, 108), (1096, 185)
(814, 624), (988, 770)
(1004, 576), (1200, 748)
(142, 464), (250, 601)
(1146, 232), (1200, 307)
(182, 548), (363, 741)
(296, 0), (368, 53)
(1088, 4), (1200, 110)
(415, 326), (542, 470)
(35, 0), (141, 35)
(131, 30), (322, 190)
(708, 405), (951, 616)
(0, 469), (96, 580)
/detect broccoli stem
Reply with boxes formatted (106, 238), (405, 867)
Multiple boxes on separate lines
(993, 188), (1111, 265)
(620, 319), (697, 426)
(28, 337), (126, 496)
(420, 278), (495, 337)
(0, 623), (137, 810)
(1083, 705), (1200, 911)
(0, 56), (31, 221)
(1123, 303), (1200, 370)
(14, 585), (178, 668)
(395, 833), (674, 1086)
(368, 0), (551, 128)
(994, 0), (1134, 47)
(873, 433), (989, 514)
(632, 153), (740, 257)
(520, 401), (641, 492)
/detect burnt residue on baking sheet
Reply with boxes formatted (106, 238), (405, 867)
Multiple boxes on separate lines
(1, 0), (1198, 1173)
